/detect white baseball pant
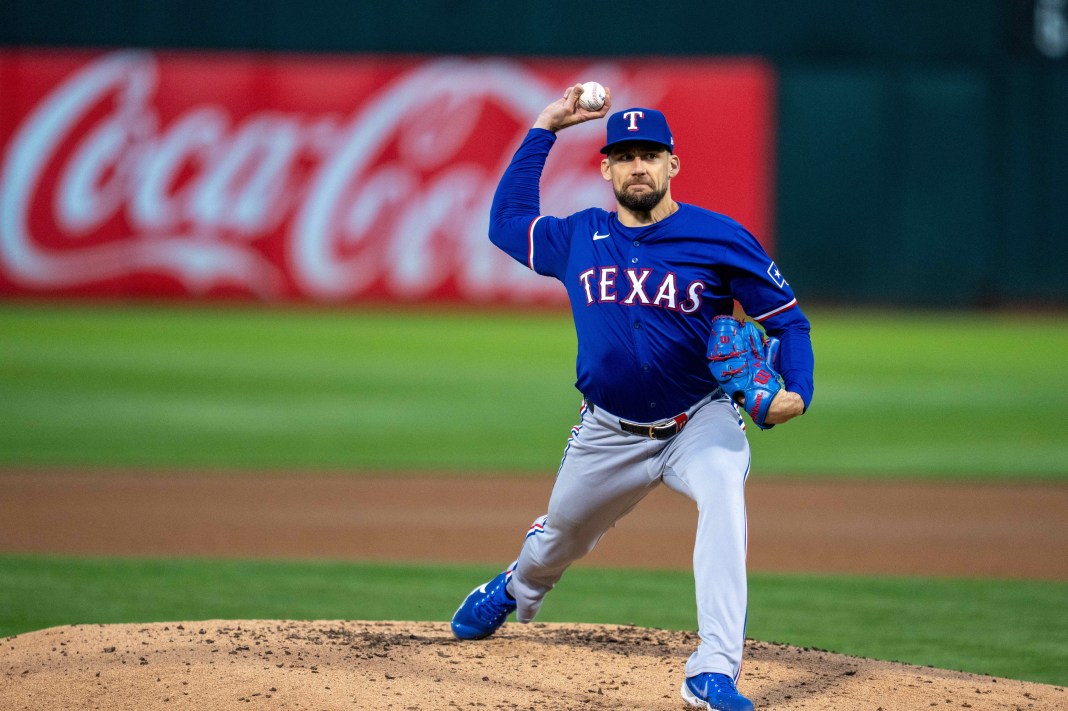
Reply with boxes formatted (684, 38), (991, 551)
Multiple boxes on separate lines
(506, 392), (751, 680)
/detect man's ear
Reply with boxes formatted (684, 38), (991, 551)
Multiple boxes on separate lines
(668, 154), (680, 178)
(601, 157), (612, 181)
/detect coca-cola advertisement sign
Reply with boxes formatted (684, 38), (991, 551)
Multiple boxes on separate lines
(0, 50), (776, 304)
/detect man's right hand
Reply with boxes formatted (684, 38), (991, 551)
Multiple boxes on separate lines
(533, 83), (613, 133)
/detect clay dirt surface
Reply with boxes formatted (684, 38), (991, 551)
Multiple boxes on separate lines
(2, 621), (1063, 711)
(1, 472), (1066, 710)
(2, 473), (1065, 579)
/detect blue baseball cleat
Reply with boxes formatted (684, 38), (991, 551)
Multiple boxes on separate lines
(450, 571), (517, 640)
(681, 673), (755, 710)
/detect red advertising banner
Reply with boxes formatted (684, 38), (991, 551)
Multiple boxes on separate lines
(0, 50), (775, 304)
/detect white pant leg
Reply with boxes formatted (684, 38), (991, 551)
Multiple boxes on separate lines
(661, 397), (751, 680)
(508, 402), (662, 623)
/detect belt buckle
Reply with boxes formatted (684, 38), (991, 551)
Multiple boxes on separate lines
(621, 412), (688, 440)
(650, 422), (674, 440)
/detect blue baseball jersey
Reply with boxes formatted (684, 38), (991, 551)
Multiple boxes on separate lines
(490, 129), (813, 423)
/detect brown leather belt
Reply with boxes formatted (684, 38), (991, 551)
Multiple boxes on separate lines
(618, 412), (690, 440)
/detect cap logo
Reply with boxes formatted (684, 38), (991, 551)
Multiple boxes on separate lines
(622, 110), (644, 131)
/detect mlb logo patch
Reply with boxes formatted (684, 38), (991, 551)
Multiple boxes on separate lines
(767, 261), (788, 288)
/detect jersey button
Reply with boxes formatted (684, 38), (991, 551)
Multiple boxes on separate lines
(633, 321), (641, 329)
(632, 240), (640, 247)
(631, 257), (639, 264)
(649, 402), (657, 409)
(642, 363), (651, 371)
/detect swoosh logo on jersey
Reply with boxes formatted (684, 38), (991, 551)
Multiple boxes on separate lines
(592, 231), (610, 240)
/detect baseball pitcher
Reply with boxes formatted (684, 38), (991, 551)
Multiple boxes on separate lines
(450, 83), (814, 711)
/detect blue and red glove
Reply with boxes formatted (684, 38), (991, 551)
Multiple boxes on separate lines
(707, 315), (783, 430)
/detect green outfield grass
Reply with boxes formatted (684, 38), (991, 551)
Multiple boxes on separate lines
(1, 302), (1065, 478)
(0, 555), (1064, 686)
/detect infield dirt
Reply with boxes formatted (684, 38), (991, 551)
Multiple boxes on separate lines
(1, 472), (1066, 710)
(2, 472), (1066, 578)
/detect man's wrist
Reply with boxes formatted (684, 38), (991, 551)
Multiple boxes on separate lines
(765, 390), (804, 425)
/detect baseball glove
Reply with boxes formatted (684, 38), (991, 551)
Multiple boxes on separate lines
(707, 315), (783, 430)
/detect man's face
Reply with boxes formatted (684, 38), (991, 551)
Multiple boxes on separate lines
(601, 142), (680, 212)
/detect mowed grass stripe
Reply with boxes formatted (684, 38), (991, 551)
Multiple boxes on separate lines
(1, 303), (1066, 477)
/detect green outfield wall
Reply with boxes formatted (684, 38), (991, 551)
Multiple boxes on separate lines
(2, 0), (1066, 306)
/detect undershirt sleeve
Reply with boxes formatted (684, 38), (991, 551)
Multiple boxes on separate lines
(760, 306), (815, 410)
(488, 129), (570, 278)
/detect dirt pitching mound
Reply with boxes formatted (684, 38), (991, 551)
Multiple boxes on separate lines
(1, 620), (1062, 711)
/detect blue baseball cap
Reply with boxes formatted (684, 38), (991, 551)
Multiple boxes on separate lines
(600, 108), (674, 154)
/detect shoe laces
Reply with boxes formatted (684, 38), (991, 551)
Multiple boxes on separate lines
(695, 672), (739, 697)
(474, 577), (514, 624)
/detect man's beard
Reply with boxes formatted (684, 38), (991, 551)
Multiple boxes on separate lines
(615, 182), (667, 212)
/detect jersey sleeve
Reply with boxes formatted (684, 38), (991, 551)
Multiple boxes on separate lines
(725, 227), (815, 409)
(488, 128), (572, 280)
(725, 227), (798, 322)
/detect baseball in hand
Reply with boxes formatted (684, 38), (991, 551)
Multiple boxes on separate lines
(578, 81), (606, 111)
